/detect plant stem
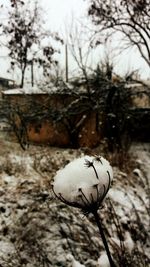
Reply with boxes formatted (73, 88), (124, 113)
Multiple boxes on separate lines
(92, 210), (116, 267)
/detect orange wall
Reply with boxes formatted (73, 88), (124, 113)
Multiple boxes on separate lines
(3, 93), (102, 148)
(27, 119), (70, 147)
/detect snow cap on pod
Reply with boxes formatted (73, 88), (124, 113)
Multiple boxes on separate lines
(52, 155), (113, 212)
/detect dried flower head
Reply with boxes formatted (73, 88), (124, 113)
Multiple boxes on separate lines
(52, 155), (113, 213)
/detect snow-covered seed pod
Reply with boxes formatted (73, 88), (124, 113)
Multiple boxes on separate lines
(52, 155), (113, 212)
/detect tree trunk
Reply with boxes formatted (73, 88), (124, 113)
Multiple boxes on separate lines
(21, 67), (26, 88)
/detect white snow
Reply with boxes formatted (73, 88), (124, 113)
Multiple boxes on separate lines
(53, 155), (113, 209)
(2, 83), (58, 95)
(0, 140), (149, 266)
(0, 241), (14, 257)
(66, 254), (85, 267)
(97, 251), (110, 267)
(124, 231), (134, 254)
(133, 168), (143, 177)
(109, 231), (134, 254)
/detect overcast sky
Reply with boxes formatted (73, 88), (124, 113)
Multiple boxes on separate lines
(0, 0), (150, 81)
(41, 0), (87, 31)
(0, 0), (88, 81)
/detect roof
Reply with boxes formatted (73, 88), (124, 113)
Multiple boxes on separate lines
(0, 77), (15, 82)
(2, 82), (75, 95)
(2, 85), (58, 95)
(125, 81), (150, 88)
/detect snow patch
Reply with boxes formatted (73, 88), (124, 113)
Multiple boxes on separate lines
(53, 155), (113, 210)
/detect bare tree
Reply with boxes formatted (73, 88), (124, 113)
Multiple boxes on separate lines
(2, 0), (63, 87)
(65, 19), (97, 95)
(87, 0), (150, 67)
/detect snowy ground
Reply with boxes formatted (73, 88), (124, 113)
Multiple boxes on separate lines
(0, 137), (149, 267)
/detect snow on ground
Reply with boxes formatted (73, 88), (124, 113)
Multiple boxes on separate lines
(0, 138), (149, 266)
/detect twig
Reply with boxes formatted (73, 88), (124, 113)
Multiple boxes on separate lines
(92, 210), (116, 267)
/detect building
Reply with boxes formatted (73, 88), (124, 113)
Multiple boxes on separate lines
(2, 85), (101, 148)
(0, 77), (15, 91)
(2, 80), (150, 147)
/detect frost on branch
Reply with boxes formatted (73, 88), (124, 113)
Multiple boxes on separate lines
(52, 155), (113, 212)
